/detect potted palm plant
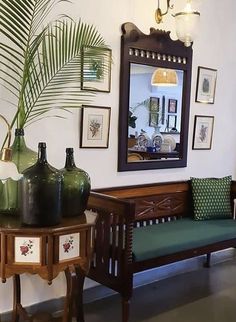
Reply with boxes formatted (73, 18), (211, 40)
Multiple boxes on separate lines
(0, 0), (109, 213)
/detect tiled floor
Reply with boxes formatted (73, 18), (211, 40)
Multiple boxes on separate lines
(83, 256), (236, 322)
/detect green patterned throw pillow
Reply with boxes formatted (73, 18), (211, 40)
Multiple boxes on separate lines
(191, 176), (232, 220)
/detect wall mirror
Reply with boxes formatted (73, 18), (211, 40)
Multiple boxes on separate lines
(118, 22), (193, 171)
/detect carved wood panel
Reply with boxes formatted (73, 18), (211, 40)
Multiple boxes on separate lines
(133, 191), (191, 221)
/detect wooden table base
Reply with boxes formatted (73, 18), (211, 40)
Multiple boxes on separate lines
(12, 266), (86, 322)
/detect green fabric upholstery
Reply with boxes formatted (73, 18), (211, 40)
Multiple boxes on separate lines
(133, 218), (236, 262)
(191, 176), (232, 220)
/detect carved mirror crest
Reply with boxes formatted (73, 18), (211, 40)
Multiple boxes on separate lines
(118, 22), (193, 171)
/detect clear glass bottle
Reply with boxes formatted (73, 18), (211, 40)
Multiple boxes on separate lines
(60, 148), (91, 217)
(0, 128), (37, 215)
(19, 142), (62, 226)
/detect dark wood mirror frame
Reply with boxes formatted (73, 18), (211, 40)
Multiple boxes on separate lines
(118, 22), (193, 171)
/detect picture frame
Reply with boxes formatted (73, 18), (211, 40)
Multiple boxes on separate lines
(195, 66), (217, 104)
(81, 46), (112, 93)
(149, 97), (160, 112)
(192, 115), (214, 150)
(167, 115), (177, 129)
(149, 113), (159, 127)
(80, 106), (111, 148)
(168, 99), (177, 113)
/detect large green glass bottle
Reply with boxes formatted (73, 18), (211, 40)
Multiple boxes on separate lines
(20, 142), (62, 226)
(60, 148), (91, 217)
(0, 129), (37, 215)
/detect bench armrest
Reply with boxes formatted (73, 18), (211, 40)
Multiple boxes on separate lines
(87, 192), (135, 283)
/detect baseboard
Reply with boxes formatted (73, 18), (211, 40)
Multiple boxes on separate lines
(1, 249), (235, 320)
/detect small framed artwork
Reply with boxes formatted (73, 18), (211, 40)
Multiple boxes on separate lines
(167, 115), (177, 129)
(149, 113), (159, 127)
(192, 115), (214, 150)
(195, 66), (217, 104)
(80, 106), (111, 148)
(168, 99), (177, 113)
(81, 46), (112, 92)
(149, 97), (160, 112)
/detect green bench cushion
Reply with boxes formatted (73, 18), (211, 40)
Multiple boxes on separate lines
(133, 218), (236, 262)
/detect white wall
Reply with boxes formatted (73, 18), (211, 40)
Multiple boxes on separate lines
(1, 0), (236, 313)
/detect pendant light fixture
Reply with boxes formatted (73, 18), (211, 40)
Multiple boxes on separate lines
(155, 0), (200, 47)
(151, 68), (178, 86)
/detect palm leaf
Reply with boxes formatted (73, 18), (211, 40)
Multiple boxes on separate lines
(0, 0), (64, 106)
(20, 19), (107, 127)
(0, 0), (110, 132)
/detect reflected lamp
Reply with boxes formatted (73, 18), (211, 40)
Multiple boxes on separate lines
(151, 68), (178, 86)
(0, 115), (22, 183)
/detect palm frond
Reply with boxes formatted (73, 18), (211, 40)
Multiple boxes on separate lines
(19, 19), (107, 127)
(0, 0), (110, 131)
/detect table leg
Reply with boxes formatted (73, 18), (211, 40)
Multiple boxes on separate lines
(63, 266), (75, 322)
(12, 274), (31, 322)
(12, 274), (21, 322)
(12, 267), (86, 322)
(74, 266), (85, 322)
(63, 265), (86, 322)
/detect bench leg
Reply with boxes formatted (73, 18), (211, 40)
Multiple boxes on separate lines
(204, 253), (211, 268)
(122, 297), (130, 322)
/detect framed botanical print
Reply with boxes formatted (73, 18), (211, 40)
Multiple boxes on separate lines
(80, 106), (111, 148)
(195, 66), (217, 104)
(81, 46), (112, 92)
(192, 115), (214, 150)
(167, 115), (177, 129)
(149, 97), (160, 126)
(149, 113), (159, 127)
(168, 99), (177, 113)
(149, 97), (160, 112)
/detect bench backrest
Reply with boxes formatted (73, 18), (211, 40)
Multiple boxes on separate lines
(94, 180), (236, 224)
(94, 181), (191, 223)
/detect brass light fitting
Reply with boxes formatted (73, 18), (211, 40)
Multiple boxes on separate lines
(155, 0), (174, 24)
(155, 0), (200, 47)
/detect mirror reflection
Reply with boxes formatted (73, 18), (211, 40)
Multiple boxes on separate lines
(128, 63), (183, 162)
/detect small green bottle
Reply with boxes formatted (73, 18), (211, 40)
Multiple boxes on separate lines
(60, 148), (91, 217)
(0, 128), (37, 215)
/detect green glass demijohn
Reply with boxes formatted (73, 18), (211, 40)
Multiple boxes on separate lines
(19, 142), (62, 226)
(60, 148), (91, 217)
(0, 128), (37, 215)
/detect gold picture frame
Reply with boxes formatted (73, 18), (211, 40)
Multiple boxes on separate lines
(195, 66), (217, 104)
(80, 106), (111, 148)
(192, 115), (214, 150)
(81, 46), (112, 93)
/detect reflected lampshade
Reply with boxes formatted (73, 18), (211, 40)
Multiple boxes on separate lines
(151, 68), (178, 86)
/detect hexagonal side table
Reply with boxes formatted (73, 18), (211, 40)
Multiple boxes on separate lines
(0, 211), (97, 322)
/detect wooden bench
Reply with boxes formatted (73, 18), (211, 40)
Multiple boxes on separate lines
(85, 180), (236, 322)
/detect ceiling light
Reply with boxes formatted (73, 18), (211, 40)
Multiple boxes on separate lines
(151, 68), (178, 86)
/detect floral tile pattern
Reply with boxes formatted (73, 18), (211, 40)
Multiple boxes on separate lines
(59, 233), (80, 262)
(14, 237), (40, 263)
